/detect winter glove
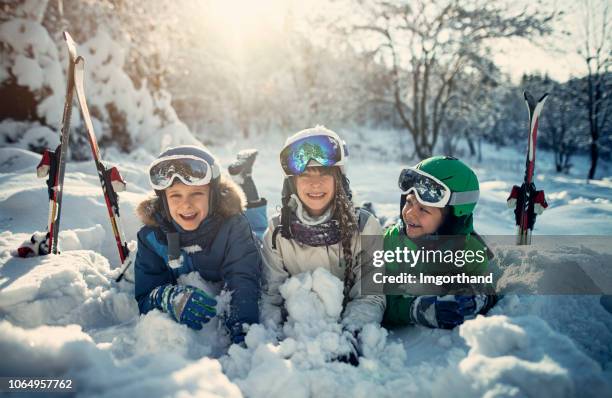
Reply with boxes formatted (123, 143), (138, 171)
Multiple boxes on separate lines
(228, 323), (247, 346)
(410, 294), (490, 329)
(335, 329), (360, 366)
(150, 284), (217, 330)
(13, 231), (50, 257)
(228, 149), (258, 179)
(228, 149), (261, 204)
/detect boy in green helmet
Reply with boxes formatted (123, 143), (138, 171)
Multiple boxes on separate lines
(382, 156), (498, 329)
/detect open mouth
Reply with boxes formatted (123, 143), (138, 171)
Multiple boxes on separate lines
(179, 212), (198, 221)
(406, 222), (421, 229)
(306, 192), (327, 200)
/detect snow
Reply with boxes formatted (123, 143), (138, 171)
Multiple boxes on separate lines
(20, 124), (59, 151)
(182, 245), (202, 254)
(12, 55), (44, 90)
(0, 250), (135, 328)
(0, 134), (611, 396)
(458, 315), (608, 397)
(76, 30), (201, 154)
(0, 147), (42, 172)
(0, 18), (65, 129)
(0, 18), (201, 156)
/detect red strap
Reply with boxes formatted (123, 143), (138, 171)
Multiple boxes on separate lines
(534, 190), (548, 208)
(17, 246), (34, 258)
(507, 185), (520, 201)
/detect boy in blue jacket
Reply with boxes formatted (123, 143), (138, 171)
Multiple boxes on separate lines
(134, 145), (265, 344)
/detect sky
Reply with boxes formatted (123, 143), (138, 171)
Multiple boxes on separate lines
(490, 0), (601, 83)
(203, 0), (598, 84)
(492, 37), (587, 83)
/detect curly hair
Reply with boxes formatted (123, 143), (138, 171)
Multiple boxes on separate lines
(327, 167), (358, 306)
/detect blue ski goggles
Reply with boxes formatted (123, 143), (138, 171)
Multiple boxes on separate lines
(149, 155), (216, 190)
(399, 168), (479, 207)
(280, 135), (346, 176)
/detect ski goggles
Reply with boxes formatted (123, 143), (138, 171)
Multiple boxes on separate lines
(148, 155), (218, 190)
(280, 135), (347, 176)
(398, 167), (479, 207)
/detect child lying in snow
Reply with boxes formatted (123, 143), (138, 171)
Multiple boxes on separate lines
(261, 126), (386, 365)
(134, 145), (266, 344)
(383, 156), (498, 329)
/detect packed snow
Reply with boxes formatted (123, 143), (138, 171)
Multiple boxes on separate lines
(1, 133), (611, 397)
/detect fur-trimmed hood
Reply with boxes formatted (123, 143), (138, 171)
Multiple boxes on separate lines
(136, 174), (247, 227)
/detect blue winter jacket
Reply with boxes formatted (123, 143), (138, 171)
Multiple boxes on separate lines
(134, 177), (265, 335)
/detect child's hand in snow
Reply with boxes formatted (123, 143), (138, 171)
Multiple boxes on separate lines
(410, 294), (490, 329)
(150, 284), (217, 330)
(335, 328), (360, 366)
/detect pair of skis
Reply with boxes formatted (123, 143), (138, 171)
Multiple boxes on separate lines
(507, 91), (549, 245)
(36, 32), (132, 282)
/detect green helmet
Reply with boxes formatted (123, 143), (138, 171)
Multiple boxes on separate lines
(414, 156), (480, 217)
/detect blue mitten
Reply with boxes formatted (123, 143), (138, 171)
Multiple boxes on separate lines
(150, 284), (217, 330)
(228, 323), (247, 346)
(410, 294), (489, 329)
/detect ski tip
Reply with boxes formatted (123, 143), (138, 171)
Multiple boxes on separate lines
(538, 93), (549, 102)
(63, 31), (75, 46)
(64, 32), (78, 61)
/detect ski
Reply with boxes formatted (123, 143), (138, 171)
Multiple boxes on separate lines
(73, 56), (132, 281)
(507, 91), (549, 245)
(35, 31), (78, 254)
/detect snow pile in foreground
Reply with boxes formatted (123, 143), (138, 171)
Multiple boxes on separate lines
(1, 249), (610, 397)
(458, 315), (608, 397)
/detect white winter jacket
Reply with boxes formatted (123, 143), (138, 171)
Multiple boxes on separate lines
(261, 196), (386, 331)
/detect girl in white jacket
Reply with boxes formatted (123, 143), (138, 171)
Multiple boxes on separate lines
(261, 126), (385, 362)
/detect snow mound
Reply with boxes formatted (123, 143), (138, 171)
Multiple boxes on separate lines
(0, 321), (99, 377)
(0, 146), (42, 173)
(0, 250), (137, 329)
(458, 315), (611, 397)
(0, 321), (243, 397)
(492, 241), (612, 295)
(222, 269), (407, 398)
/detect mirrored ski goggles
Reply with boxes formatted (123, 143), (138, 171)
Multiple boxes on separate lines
(398, 168), (479, 207)
(280, 135), (347, 176)
(149, 155), (216, 190)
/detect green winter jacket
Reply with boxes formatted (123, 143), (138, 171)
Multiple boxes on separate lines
(382, 220), (492, 327)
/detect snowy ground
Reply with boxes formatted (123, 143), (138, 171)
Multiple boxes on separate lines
(1, 132), (612, 397)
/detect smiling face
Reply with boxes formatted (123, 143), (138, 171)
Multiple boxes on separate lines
(295, 167), (335, 217)
(401, 193), (446, 239)
(165, 181), (210, 231)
